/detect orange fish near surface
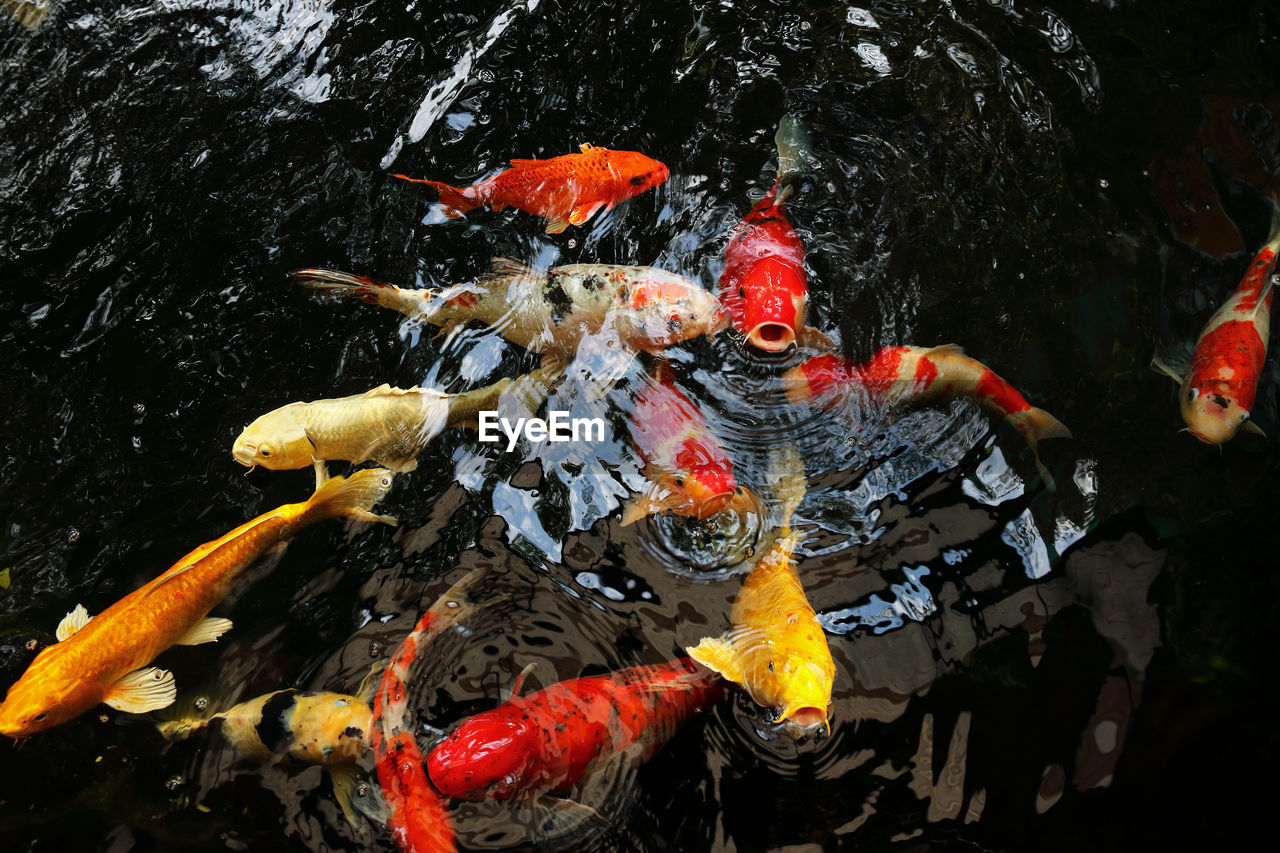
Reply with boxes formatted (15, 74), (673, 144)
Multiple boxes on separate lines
(0, 470), (397, 738)
(394, 143), (669, 235)
(783, 345), (1071, 481)
(1154, 208), (1280, 445)
(622, 362), (756, 525)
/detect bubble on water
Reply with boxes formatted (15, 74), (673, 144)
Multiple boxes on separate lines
(1098, 178), (1109, 188)
(133, 402), (145, 415)
(194, 696), (209, 712)
(25, 639), (37, 651)
(356, 782), (369, 798)
(369, 641), (383, 658)
(744, 546), (754, 558)
(67, 528), (80, 543)
(165, 775), (183, 792)
(567, 239), (577, 248)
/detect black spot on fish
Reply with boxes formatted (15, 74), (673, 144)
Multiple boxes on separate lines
(544, 275), (575, 324)
(1213, 394), (1230, 408)
(256, 690), (301, 754)
(749, 214), (785, 226)
(342, 726), (364, 740)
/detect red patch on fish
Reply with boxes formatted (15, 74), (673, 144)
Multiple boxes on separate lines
(973, 368), (1033, 417)
(718, 181), (808, 348)
(1189, 320), (1267, 410)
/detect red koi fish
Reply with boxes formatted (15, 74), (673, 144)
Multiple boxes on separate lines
(394, 143), (669, 235)
(719, 115), (832, 353)
(1154, 208), (1279, 444)
(371, 571), (494, 853)
(425, 658), (723, 801)
(622, 362), (756, 525)
(783, 345), (1071, 478)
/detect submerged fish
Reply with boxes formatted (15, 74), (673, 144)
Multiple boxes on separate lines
(622, 361), (755, 525)
(1154, 207), (1279, 444)
(425, 657), (723, 801)
(0, 471), (397, 738)
(294, 259), (726, 357)
(783, 345), (1071, 480)
(2, 0), (47, 31)
(371, 571), (497, 853)
(719, 114), (832, 353)
(158, 677), (381, 826)
(393, 143), (669, 235)
(233, 365), (563, 487)
(686, 447), (834, 735)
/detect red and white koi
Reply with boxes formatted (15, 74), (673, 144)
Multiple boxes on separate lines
(1154, 208), (1280, 444)
(783, 345), (1071, 478)
(424, 657), (723, 801)
(622, 361), (756, 525)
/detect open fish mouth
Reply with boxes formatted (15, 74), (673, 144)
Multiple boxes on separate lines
(782, 706), (830, 738)
(231, 445), (258, 468)
(745, 322), (796, 352)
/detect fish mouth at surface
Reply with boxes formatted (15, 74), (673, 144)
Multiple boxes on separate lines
(784, 706), (830, 736)
(231, 444), (257, 467)
(746, 322), (796, 352)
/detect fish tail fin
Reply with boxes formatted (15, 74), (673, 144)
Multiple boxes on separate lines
(153, 686), (240, 742)
(306, 469), (398, 526)
(774, 113), (818, 187)
(767, 445), (808, 536)
(1006, 407), (1071, 490)
(154, 717), (209, 742)
(291, 268), (437, 321)
(391, 174), (481, 216)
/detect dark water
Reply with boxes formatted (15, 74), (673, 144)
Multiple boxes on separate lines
(2, 0), (1280, 850)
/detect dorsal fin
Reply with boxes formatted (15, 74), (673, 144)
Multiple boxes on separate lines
(923, 343), (966, 359)
(489, 257), (540, 278)
(509, 158), (542, 168)
(56, 605), (92, 641)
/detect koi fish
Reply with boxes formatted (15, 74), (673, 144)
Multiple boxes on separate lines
(1153, 207), (1280, 444)
(157, 674), (382, 826)
(371, 571), (497, 853)
(294, 259), (726, 357)
(3, 0), (47, 31)
(719, 114), (832, 353)
(0, 470), (397, 738)
(686, 446), (835, 735)
(783, 345), (1071, 480)
(393, 143), (669, 235)
(622, 361), (756, 525)
(232, 365), (563, 488)
(425, 657), (723, 801)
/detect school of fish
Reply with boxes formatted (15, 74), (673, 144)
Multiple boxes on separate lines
(47, 110), (1270, 853)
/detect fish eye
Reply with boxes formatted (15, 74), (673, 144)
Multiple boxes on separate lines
(259, 448), (272, 457)
(674, 477), (685, 487)
(32, 712), (46, 722)
(630, 175), (646, 186)
(767, 661), (775, 673)
(1186, 389), (1197, 402)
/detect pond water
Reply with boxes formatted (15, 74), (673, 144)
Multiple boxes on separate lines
(2, 1), (1279, 850)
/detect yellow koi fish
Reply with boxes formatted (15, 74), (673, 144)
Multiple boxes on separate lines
(686, 446), (834, 735)
(233, 365), (562, 487)
(0, 470), (397, 738)
(158, 670), (382, 826)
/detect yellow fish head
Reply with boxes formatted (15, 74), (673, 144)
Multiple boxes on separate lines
(768, 656), (833, 737)
(1181, 383), (1250, 445)
(0, 663), (88, 737)
(232, 406), (317, 470)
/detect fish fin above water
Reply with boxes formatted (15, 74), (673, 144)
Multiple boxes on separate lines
(505, 661), (540, 701)
(1151, 342), (1194, 383)
(619, 493), (667, 527)
(545, 215), (572, 234)
(175, 617), (234, 646)
(105, 667), (177, 714)
(797, 325), (837, 352)
(686, 636), (745, 685)
(488, 256), (541, 280)
(355, 660), (390, 706)
(568, 201), (605, 226)
(509, 157), (543, 168)
(330, 764), (385, 827)
(308, 469), (399, 527)
(56, 604), (92, 641)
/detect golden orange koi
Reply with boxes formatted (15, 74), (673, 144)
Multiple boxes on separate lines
(0, 470), (397, 738)
(686, 447), (834, 735)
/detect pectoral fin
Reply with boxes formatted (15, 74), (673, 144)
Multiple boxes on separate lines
(104, 667), (177, 714)
(545, 215), (571, 235)
(380, 456), (420, 473)
(175, 616), (233, 646)
(1151, 341), (1194, 383)
(56, 604), (92, 641)
(797, 325), (837, 352)
(620, 494), (668, 527)
(686, 636), (745, 685)
(1244, 420), (1267, 437)
(568, 201), (605, 226)
(330, 765), (386, 827)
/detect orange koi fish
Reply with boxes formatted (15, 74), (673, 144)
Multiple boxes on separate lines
(394, 143), (669, 235)
(622, 361), (756, 525)
(719, 115), (832, 352)
(371, 571), (496, 853)
(1154, 208), (1279, 444)
(686, 447), (835, 735)
(783, 345), (1071, 479)
(295, 259), (725, 358)
(0, 470), (397, 738)
(425, 658), (723, 801)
